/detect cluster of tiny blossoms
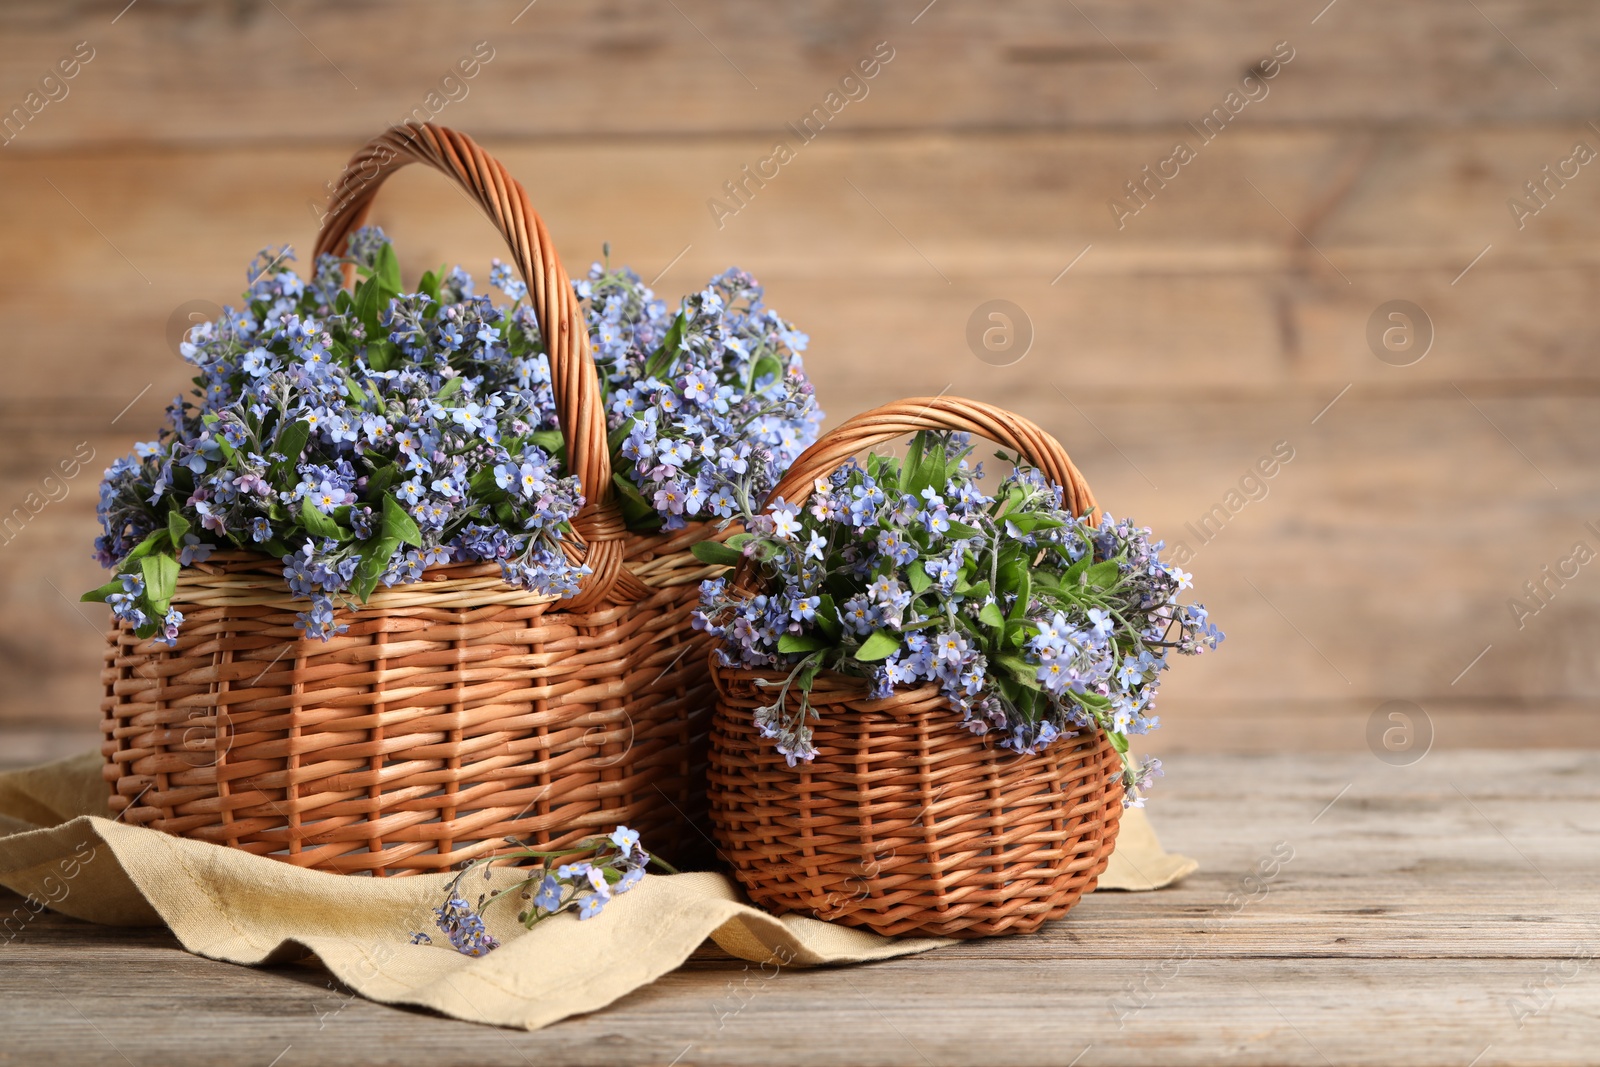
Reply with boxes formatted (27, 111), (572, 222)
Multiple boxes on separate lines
(412, 827), (659, 957)
(91, 229), (820, 642)
(694, 433), (1223, 804)
(579, 260), (822, 530)
(94, 230), (584, 640)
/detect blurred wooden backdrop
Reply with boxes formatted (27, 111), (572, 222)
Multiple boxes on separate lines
(2, 0), (1598, 757)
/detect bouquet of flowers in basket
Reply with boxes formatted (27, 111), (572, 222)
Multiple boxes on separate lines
(693, 430), (1223, 805)
(86, 228), (821, 641)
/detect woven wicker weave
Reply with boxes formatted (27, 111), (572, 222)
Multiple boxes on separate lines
(708, 397), (1125, 938)
(100, 124), (721, 875)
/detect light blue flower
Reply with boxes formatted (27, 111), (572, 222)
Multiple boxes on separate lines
(534, 874), (562, 912)
(609, 827), (641, 856)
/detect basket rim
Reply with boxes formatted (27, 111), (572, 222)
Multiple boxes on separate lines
(168, 522), (731, 611)
(174, 552), (562, 611)
(710, 657), (1111, 746)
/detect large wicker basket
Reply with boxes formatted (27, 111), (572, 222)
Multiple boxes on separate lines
(100, 124), (722, 875)
(708, 397), (1125, 938)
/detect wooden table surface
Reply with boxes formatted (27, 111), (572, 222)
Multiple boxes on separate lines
(3, 748), (1594, 1067)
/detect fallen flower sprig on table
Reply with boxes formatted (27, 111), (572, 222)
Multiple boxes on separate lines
(412, 826), (673, 957)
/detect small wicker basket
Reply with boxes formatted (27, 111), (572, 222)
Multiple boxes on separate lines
(100, 124), (722, 875)
(708, 397), (1125, 938)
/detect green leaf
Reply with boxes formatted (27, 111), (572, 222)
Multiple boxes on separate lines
(691, 540), (744, 568)
(364, 463), (398, 499)
(353, 277), (384, 335)
(351, 535), (401, 602)
(366, 339), (398, 373)
(978, 600), (1005, 629)
(528, 429), (565, 457)
(418, 263), (447, 302)
(945, 520), (983, 541)
(166, 511), (191, 549)
(141, 552), (179, 612)
(123, 529), (168, 563)
(611, 473), (659, 528)
(1029, 570), (1064, 599)
(606, 416), (637, 460)
(1008, 570), (1032, 622)
(273, 420), (312, 475)
(854, 629), (900, 662)
(80, 578), (125, 604)
(612, 472), (650, 508)
(1063, 555), (1091, 584)
(374, 240), (403, 296)
(468, 465), (499, 496)
(907, 564), (932, 596)
(996, 653), (1042, 691)
(643, 311), (687, 381)
(344, 375), (371, 409)
(904, 430), (945, 498)
(778, 633), (830, 654)
(814, 594), (842, 640)
(957, 579), (990, 602)
(1107, 730), (1130, 754)
(1004, 512), (1065, 535)
(435, 375), (464, 401)
(1086, 560), (1120, 589)
(750, 353), (782, 386)
(905, 431), (927, 481)
(300, 497), (344, 540)
(381, 494), (423, 548)
(1003, 620), (1028, 650)
(997, 551), (1027, 590)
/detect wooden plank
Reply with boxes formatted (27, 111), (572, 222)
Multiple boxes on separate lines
(3, 383), (1597, 725)
(0, 0), (1596, 149)
(1, 750), (1596, 1066)
(2, 131), (1595, 725)
(3, 127), (1600, 415)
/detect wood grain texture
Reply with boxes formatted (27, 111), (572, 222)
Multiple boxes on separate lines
(3, 129), (1600, 410)
(2, 750), (1596, 1066)
(8, 388), (1597, 727)
(0, 0), (1597, 148)
(0, 2), (1594, 740)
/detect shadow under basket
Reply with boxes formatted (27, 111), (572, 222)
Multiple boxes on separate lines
(709, 664), (1125, 939)
(101, 549), (718, 876)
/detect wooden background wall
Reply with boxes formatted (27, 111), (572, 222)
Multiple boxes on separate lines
(2, 0), (1597, 756)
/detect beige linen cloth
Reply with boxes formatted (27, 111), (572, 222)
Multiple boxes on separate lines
(0, 751), (1196, 1031)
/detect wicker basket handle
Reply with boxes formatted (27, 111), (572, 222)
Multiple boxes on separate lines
(312, 122), (632, 607)
(731, 396), (1097, 595)
(767, 396), (1097, 514)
